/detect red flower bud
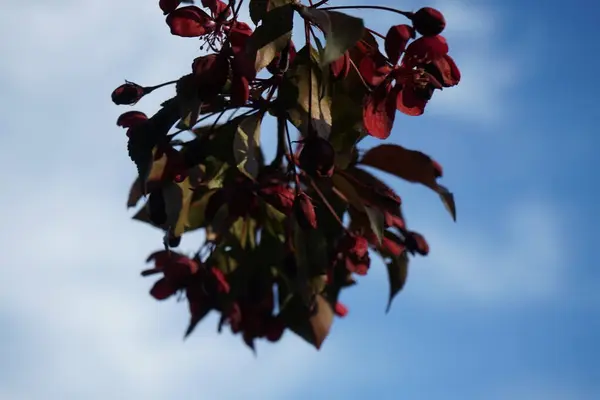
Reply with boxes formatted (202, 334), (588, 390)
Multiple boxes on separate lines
(111, 81), (148, 105)
(411, 7), (446, 37)
(384, 24), (415, 65)
(159, 0), (181, 15)
(294, 192), (317, 230)
(334, 302), (348, 317)
(265, 317), (285, 342)
(298, 136), (335, 178)
(404, 231), (429, 256)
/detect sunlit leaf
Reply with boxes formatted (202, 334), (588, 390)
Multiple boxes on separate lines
(233, 112), (263, 179)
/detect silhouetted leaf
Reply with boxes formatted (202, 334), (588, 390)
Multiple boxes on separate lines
(437, 184), (456, 221)
(364, 205), (385, 245)
(281, 294), (333, 349)
(385, 251), (409, 313)
(246, 4), (294, 72)
(297, 7), (365, 66)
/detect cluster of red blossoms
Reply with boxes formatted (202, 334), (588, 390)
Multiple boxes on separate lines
(112, 0), (460, 351)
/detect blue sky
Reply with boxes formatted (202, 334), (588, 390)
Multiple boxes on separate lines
(0, 0), (598, 399)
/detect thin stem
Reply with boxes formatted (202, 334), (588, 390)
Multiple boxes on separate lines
(308, 178), (350, 234)
(366, 27), (385, 40)
(284, 121), (301, 195)
(311, 0), (330, 7)
(271, 114), (287, 168)
(145, 79), (178, 91)
(319, 5), (413, 19)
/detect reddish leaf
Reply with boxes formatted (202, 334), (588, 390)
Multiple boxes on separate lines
(363, 82), (396, 139)
(166, 6), (215, 37)
(360, 144), (441, 190)
(384, 24), (414, 65)
(229, 21), (253, 55)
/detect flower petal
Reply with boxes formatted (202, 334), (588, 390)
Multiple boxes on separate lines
(384, 24), (414, 65)
(165, 6), (214, 37)
(150, 278), (178, 300)
(363, 82), (396, 139)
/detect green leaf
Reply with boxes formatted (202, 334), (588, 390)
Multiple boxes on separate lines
(126, 148), (168, 208)
(231, 216), (257, 249)
(246, 4), (294, 72)
(437, 184), (457, 221)
(233, 112), (263, 179)
(279, 49), (332, 139)
(163, 177), (194, 237)
(385, 251), (409, 313)
(186, 189), (218, 231)
(364, 205), (385, 245)
(297, 7), (365, 66)
(331, 173), (365, 212)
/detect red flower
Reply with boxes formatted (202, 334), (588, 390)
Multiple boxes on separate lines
(298, 136), (335, 177)
(410, 7), (446, 37)
(361, 26), (461, 138)
(111, 81), (150, 105)
(142, 251), (200, 300)
(402, 230), (430, 256)
(337, 234), (371, 275)
(166, 6), (215, 37)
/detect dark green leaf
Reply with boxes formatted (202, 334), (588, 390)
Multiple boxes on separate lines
(364, 205), (385, 245)
(246, 4), (294, 72)
(281, 294), (333, 349)
(437, 184), (457, 221)
(249, 0), (292, 25)
(386, 251), (409, 313)
(233, 112), (263, 179)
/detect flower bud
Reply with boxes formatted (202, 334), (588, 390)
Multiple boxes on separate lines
(111, 81), (148, 105)
(411, 7), (446, 36)
(298, 136), (335, 178)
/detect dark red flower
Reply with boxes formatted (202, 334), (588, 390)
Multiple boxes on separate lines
(298, 136), (335, 178)
(111, 81), (149, 105)
(337, 234), (371, 275)
(294, 192), (317, 230)
(142, 251), (200, 300)
(117, 111), (148, 137)
(411, 7), (446, 37)
(166, 6), (215, 37)
(159, 0), (181, 15)
(202, 0), (231, 20)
